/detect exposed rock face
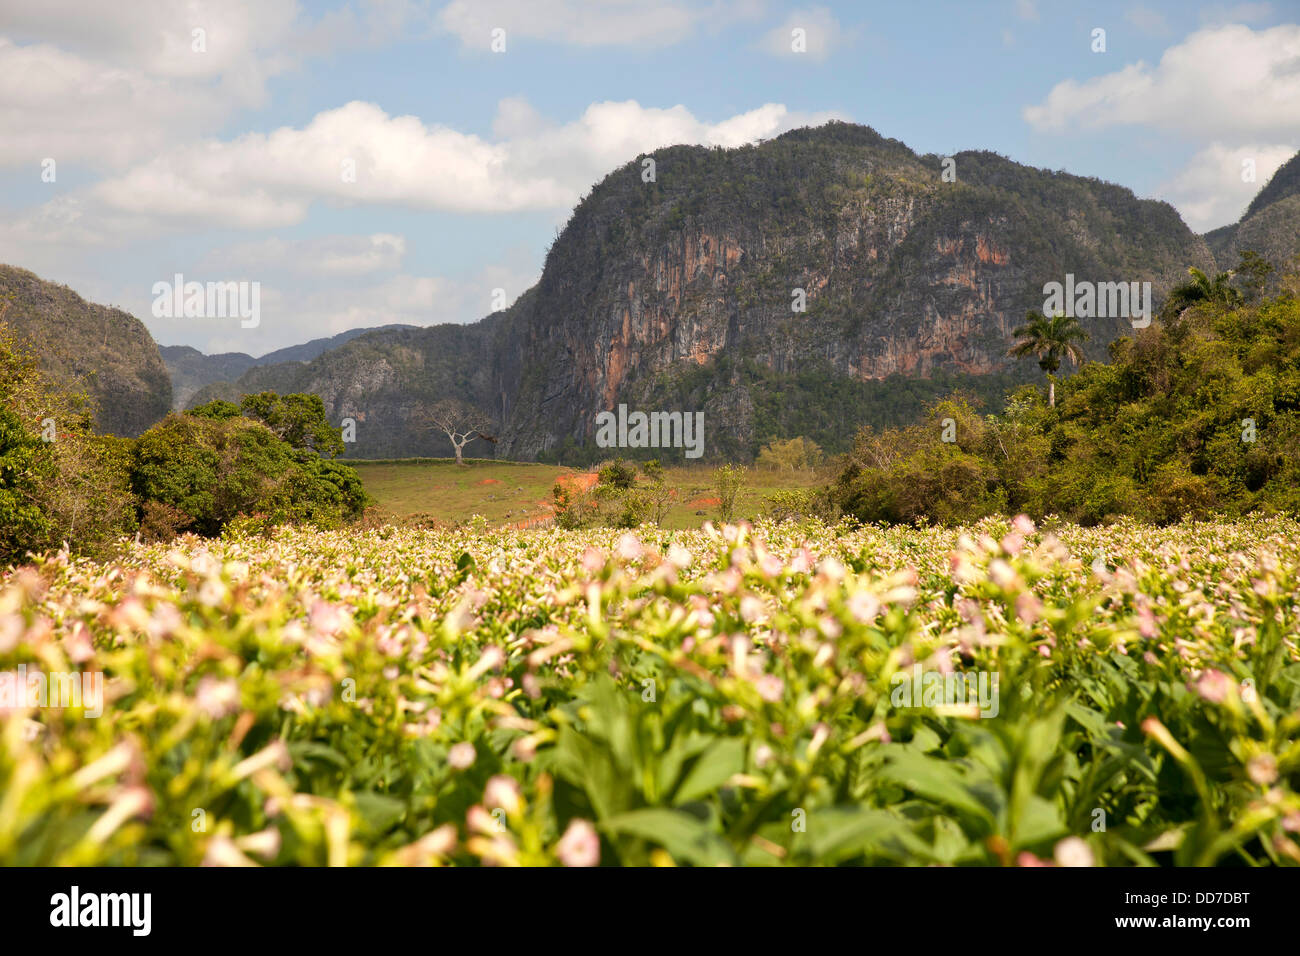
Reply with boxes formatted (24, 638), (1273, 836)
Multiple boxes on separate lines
(0, 265), (171, 435)
(176, 123), (1238, 460)
(491, 125), (1214, 458)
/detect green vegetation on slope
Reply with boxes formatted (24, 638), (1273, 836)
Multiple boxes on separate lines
(832, 270), (1300, 526)
(0, 266), (171, 435)
(1, 328), (367, 565)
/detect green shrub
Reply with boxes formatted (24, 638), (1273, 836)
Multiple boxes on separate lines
(133, 413), (368, 537)
(713, 464), (747, 523)
(0, 326), (137, 564)
(756, 436), (823, 471)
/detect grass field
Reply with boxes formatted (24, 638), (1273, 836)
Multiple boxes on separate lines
(349, 458), (825, 529)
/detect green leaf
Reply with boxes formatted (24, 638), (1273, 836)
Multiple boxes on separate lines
(880, 750), (998, 830)
(672, 737), (747, 805)
(352, 792), (406, 834)
(601, 808), (737, 866)
(804, 807), (930, 864)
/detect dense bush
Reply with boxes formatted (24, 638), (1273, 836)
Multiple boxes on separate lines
(553, 459), (680, 529)
(2, 322), (369, 561)
(756, 436), (823, 471)
(832, 285), (1300, 526)
(0, 327), (137, 563)
(133, 412), (368, 537)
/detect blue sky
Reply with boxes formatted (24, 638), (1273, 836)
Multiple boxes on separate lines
(1, 0), (1297, 355)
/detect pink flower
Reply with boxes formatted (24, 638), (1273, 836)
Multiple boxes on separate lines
(484, 775), (523, 817)
(1015, 592), (1041, 625)
(195, 677), (240, 720)
(448, 742), (476, 769)
(234, 826), (282, 861)
(755, 674), (784, 703)
(468, 804), (500, 836)
(666, 544), (693, 568)
(1195, 669), (1232, 704)
(616, 533), (643, 562)
(202, 835), (257, 867)
(1017, 851), (1052, 867)
(522, 673), (541, 699)
(988, 560), (1019, 590)
(848, 591), (880, 624)
(469, 645), (505, 679)
(64, 623), (95, 663)
(556, 819), (600, 867)
(1054, 837), (1094, 867)
(1247, 754), (1278, 785)
(308, 600), (346, 636)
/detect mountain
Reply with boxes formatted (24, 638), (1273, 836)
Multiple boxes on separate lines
(0, 265), (171, 435)
(183, 320), (511, 458)
(159, 346), (258, 410)
(1204, 150), (1300, 270)
(493, 125), (1215, 459)
(237, 122), (1218, 461)
(162, 325), (415, 410)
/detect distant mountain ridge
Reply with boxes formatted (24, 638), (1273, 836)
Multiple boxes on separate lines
(1204, 150), (1300, 269)
(0, 265), (171, 435)
(6, 123), (1298, 459)
(204, 121), (1253, 460)
(161, 325), (416, 410)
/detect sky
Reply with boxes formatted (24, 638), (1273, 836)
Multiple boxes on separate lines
(1, 0), (1297, 356)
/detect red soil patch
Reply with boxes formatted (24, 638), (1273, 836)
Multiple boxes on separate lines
(475, 478), (503, 485)
(687, 496), (722, 508)
(554, 472), (599, 494)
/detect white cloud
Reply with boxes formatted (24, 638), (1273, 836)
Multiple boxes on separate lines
(758, 6), (848, 61)
(5, 98), (843, 240)
(0, 37), (234, 168)
(435, 0), (762, 50)
(1023, 24), (1300, 139)
(0, 0), (429, 172)
(1156, 142), (1295, 231)
(200, 234), (409, 277)
(156, 250), (543, 355)
(0, 0), (299, 79)
(169, 273), (444, 355)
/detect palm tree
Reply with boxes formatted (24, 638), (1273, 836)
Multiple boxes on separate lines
(1163, 266), (1241, 318)
(1008, 310), (1089, 408)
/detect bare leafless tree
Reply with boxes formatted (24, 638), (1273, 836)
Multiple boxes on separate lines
(423, 399), (492, 466)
